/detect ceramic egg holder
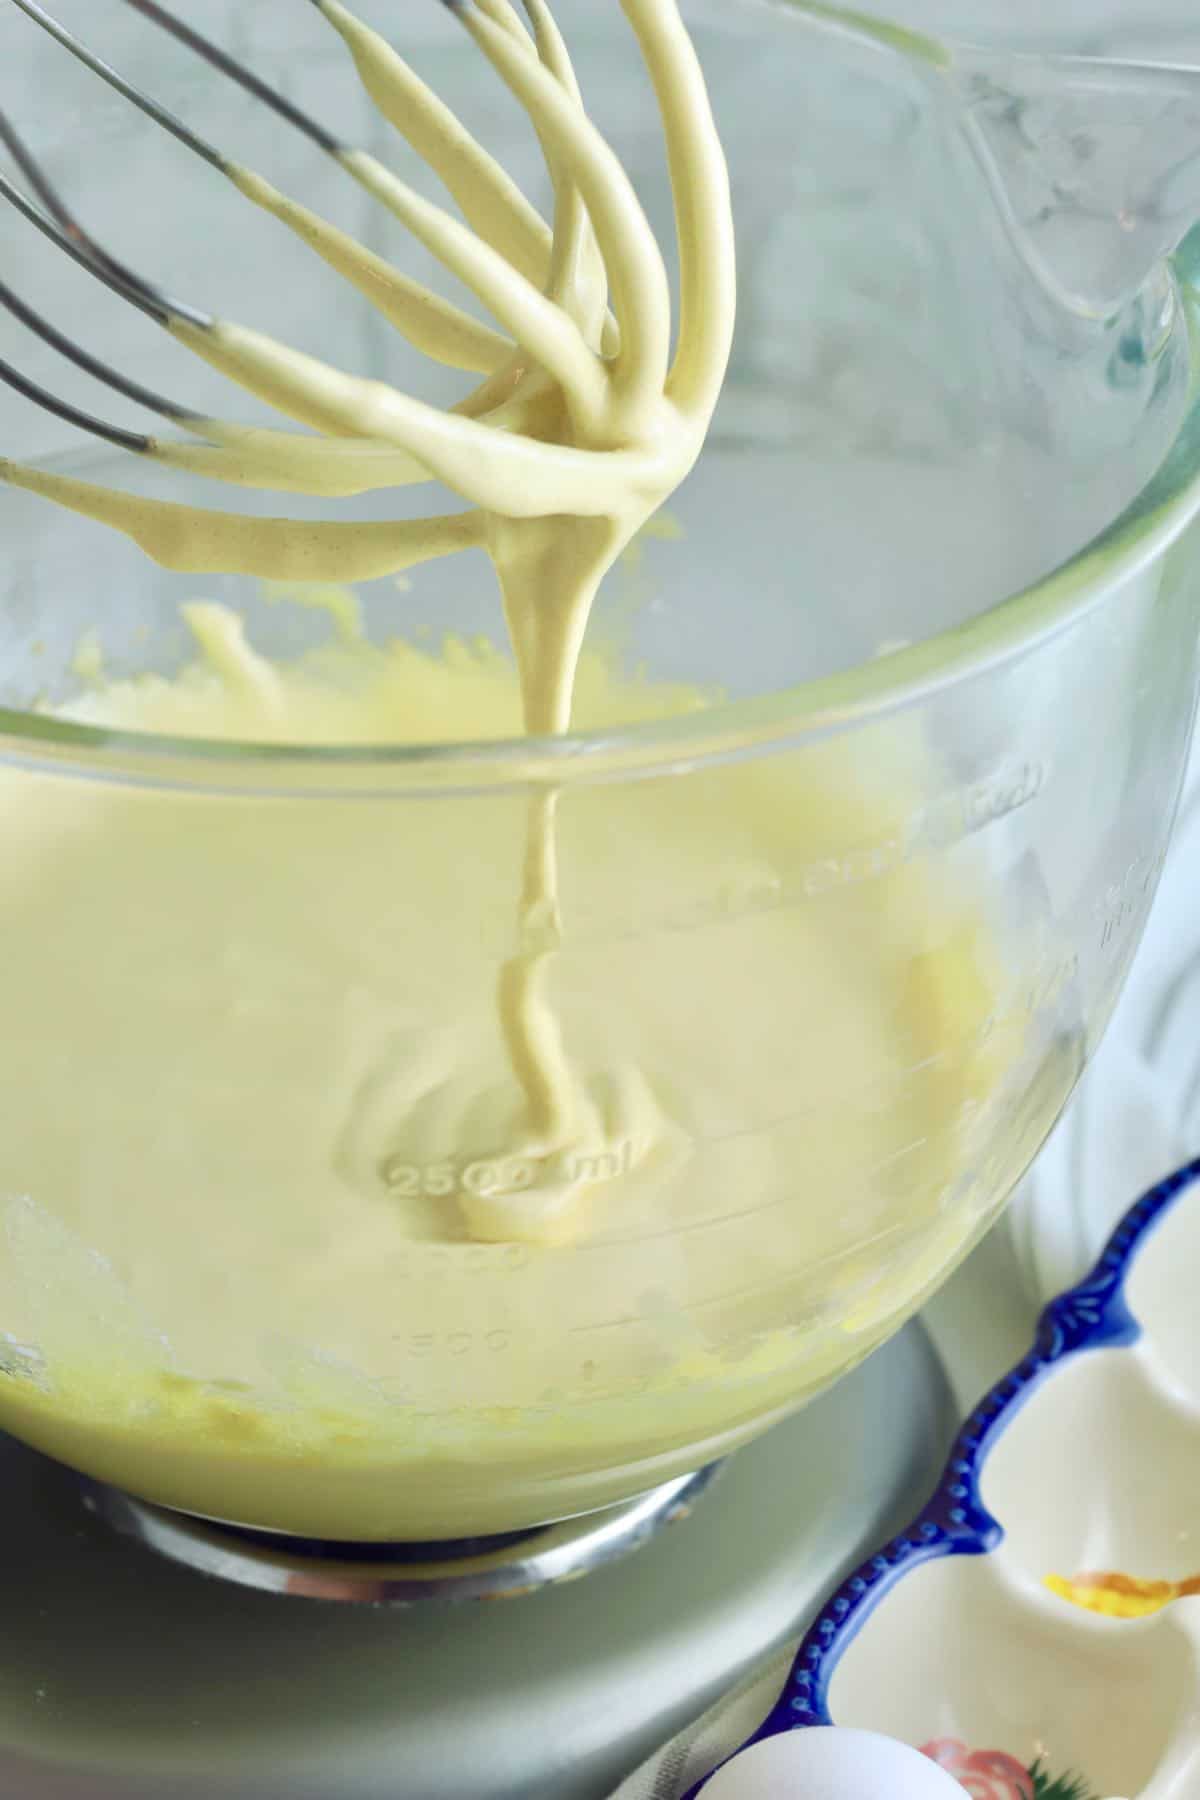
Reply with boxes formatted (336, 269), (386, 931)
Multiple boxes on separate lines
(690, 1159), (1200, 1800)
(783, 1158), (1200, 1800)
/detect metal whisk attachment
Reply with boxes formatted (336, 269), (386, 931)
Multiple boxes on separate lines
(0, 0), (736, 594)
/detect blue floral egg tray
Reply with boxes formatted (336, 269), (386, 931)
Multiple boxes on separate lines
(759, 1159), (1200, 1800)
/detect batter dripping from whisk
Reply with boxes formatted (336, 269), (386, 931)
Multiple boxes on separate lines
(1, 0), (736, 1245)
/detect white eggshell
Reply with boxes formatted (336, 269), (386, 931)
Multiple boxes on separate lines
(702, 1728), (968, 1799)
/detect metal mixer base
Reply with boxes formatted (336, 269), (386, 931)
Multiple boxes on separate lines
(0, 1318), (965, 1800)
(83, 1465), (721, 1605)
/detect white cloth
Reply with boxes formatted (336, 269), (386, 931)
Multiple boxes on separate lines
(1007, 736), (1200, 1299)
(610, 1651), (796, 1800)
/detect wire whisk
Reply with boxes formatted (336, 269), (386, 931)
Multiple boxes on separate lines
(0, 0), (736, 619)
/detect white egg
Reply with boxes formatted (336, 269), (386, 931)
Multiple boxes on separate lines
(701, 1728), (968, 1799)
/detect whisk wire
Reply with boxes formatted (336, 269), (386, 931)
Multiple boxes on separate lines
(8, 0), (227, 172)
(0, 350), (151, 452)
(0, 272), (197, 423)
(0, 107), (208, 328)
(116, 0), (346, 159)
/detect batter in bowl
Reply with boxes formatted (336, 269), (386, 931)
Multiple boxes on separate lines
(0, 600), (1018, 1537)
(0, 0), (1041, 1536)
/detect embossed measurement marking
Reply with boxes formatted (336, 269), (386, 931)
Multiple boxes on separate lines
(567, 1229), (916, 1337)
(381, 1142), (636, 1199)
(1096, 848), (1167, 950)
(480, 757), (1051, 957)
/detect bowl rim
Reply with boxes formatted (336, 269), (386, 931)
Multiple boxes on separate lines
(3, 261), (1200, 797)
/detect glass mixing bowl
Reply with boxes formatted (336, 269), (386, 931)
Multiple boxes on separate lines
(1, 0), (1199, 1541)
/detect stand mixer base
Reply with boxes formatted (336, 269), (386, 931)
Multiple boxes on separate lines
(82, 1465), (722, 1605)
(0, 1317), (969, 1800)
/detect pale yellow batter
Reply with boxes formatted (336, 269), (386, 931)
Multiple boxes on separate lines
(0, 0), (1037, 1538)
(0, 605), (1017, 1536)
